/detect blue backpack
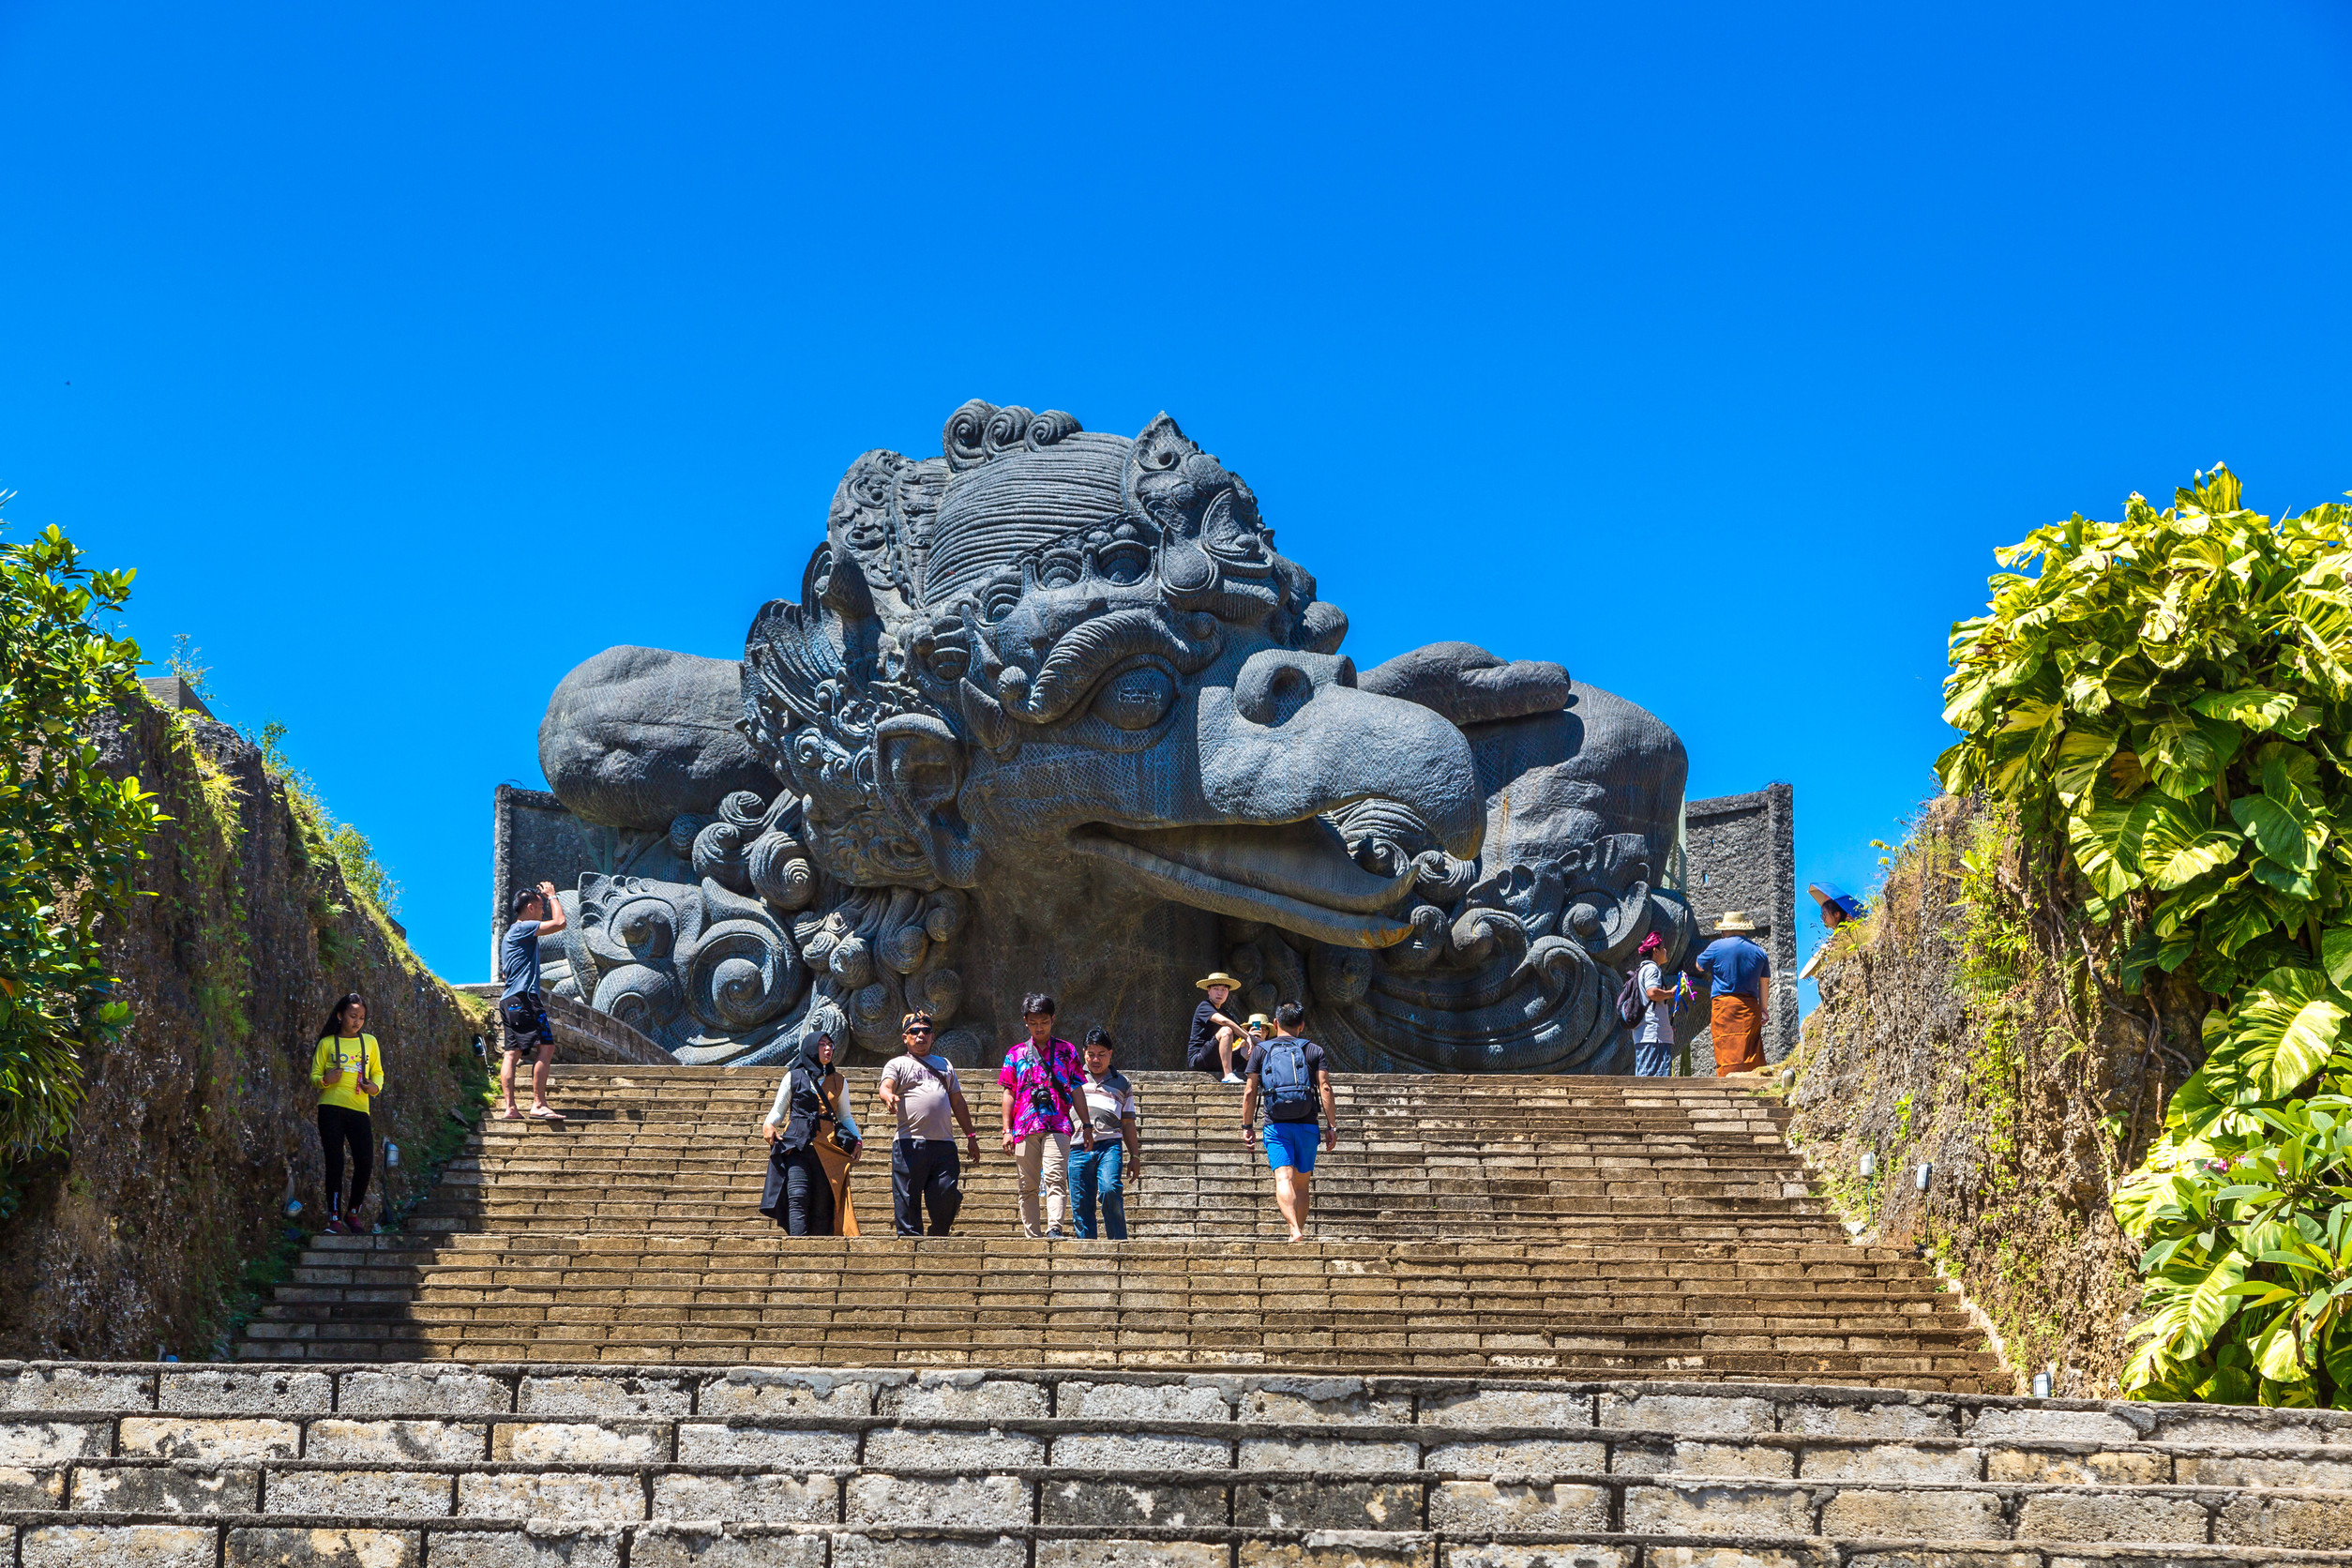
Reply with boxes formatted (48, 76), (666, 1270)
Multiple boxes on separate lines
(1259, 1039), (1318, 1123)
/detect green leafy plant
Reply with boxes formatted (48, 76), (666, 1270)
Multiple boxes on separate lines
(1938, 466), (2352, 1405)
(0, 507), (166, 1162)
(2113, 1087), (2352, 1404)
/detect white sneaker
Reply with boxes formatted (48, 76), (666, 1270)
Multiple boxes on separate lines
(1221, 1074), (1244, 1085)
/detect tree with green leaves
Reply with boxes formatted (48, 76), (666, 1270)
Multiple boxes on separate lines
(0, 511), (164, 1164)
(1940, 467), (2352, 1406)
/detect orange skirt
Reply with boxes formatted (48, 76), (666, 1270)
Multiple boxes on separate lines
(1711, 994), (1767, 1076)
(815, 1137), (859, 1237)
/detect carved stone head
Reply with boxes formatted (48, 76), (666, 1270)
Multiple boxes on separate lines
(743, 401), (1485, 951)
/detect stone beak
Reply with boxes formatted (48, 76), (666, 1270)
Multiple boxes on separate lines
(1072, 648), (1484, 950)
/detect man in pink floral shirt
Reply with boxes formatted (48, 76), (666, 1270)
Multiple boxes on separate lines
(998, 992), (1096, 1239)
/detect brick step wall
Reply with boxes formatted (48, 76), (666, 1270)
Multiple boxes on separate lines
(5, 1364), (2351, 1565)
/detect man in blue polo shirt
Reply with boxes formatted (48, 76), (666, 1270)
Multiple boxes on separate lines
(1695, 911), (1771, 1076)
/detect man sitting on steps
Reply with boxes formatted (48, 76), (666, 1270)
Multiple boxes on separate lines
(877, 1010), (982, 1237)
(1240, 1003), (1338, 1244)
(1187, 972), (1251, 1085)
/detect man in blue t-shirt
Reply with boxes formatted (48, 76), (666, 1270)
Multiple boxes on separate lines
(498, 882), (569, 1123)
(1694, 911), (1771, 1077)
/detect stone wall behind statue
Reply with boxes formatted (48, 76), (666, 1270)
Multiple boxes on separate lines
(488, 786), (591, 981)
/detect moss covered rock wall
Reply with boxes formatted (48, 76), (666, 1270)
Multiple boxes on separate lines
(0, 701), (486, 1359)
(1785, 793), (2208, 1399)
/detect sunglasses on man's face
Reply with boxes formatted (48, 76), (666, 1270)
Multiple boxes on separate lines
(905, 1025), (935, 1035)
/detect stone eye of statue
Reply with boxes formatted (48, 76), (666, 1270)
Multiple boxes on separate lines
(1092, 664), (1179, 731)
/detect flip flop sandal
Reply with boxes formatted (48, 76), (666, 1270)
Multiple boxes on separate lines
(527, 1106), (566, 1122)
(494, 1109), (523, 1121)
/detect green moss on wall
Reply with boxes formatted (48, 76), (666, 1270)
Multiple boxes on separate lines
(0, 698), (483, 1360)
(1784, 793), (2204, 1397)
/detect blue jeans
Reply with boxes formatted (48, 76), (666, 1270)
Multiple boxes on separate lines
(1635, 1035), (1676, 1077)
(1067, 1142), (1126, 1239)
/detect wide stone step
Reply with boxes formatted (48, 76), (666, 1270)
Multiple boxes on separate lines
(234, 1338), (2010, 1387)
(285, 1254), (1946, 1286)
(18, 1518), (2352, 1568)
(16, 1468), (2352, 1542)
(15, 1364), (2344, 1447)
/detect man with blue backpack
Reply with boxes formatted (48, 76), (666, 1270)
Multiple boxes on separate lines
(1238, 1002), (1338, 1243)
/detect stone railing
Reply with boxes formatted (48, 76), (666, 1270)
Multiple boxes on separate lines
(454, 985), (672, 1067)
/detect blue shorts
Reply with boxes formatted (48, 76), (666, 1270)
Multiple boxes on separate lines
(1262, 1120), (1320, 1172)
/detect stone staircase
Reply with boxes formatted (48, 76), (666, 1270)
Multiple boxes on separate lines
(9, 1068), (2352, 1561)
(5, 1362), (2352, 1564)
(238, 1067), (1999, 1387)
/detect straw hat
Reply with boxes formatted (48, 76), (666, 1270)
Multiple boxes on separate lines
(1713, 911), (1758, 934)
(1246, 1014), (1273, 1032)
(1196, 972), (1243, 991)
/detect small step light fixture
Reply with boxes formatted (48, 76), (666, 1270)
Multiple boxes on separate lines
(1858, 1152), (1877, 1179)
(2031, 1369), (2053, 1399)
(385, 1143), (400, 1169)
(282, 1199), (303, 1219)
(1914, 1161), (1933, 1192)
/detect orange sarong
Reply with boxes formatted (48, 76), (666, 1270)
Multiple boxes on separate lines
(815, 1137), (860, 1236)
(816, 1069), (860, 1236)
(1711, 993), (1766, 1076)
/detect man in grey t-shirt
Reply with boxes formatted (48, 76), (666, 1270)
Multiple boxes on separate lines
(876, 1010), (982, 1237)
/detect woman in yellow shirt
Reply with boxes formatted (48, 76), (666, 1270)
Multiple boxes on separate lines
(310, 992), (384, 1234)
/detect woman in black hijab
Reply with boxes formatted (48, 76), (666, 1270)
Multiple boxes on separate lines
(759, 1030), (840, 1234)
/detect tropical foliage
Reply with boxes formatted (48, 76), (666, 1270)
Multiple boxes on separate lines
(0, 512), (164, 1161)
(1938, 467), (2352, 1406)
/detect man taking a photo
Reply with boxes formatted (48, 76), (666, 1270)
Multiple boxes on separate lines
(497, 881), (567, 1123)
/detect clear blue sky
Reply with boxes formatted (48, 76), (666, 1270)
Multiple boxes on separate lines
(4, 3), (2348, 997)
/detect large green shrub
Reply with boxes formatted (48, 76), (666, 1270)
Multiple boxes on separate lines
(0, 514), (164, 1162)
(1939, 468), (2352, 1406)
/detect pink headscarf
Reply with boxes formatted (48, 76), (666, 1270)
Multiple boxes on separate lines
(1636, 932), (1665, 956)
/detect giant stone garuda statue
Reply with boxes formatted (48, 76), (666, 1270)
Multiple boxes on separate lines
(533, 401), (1696, 1071)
